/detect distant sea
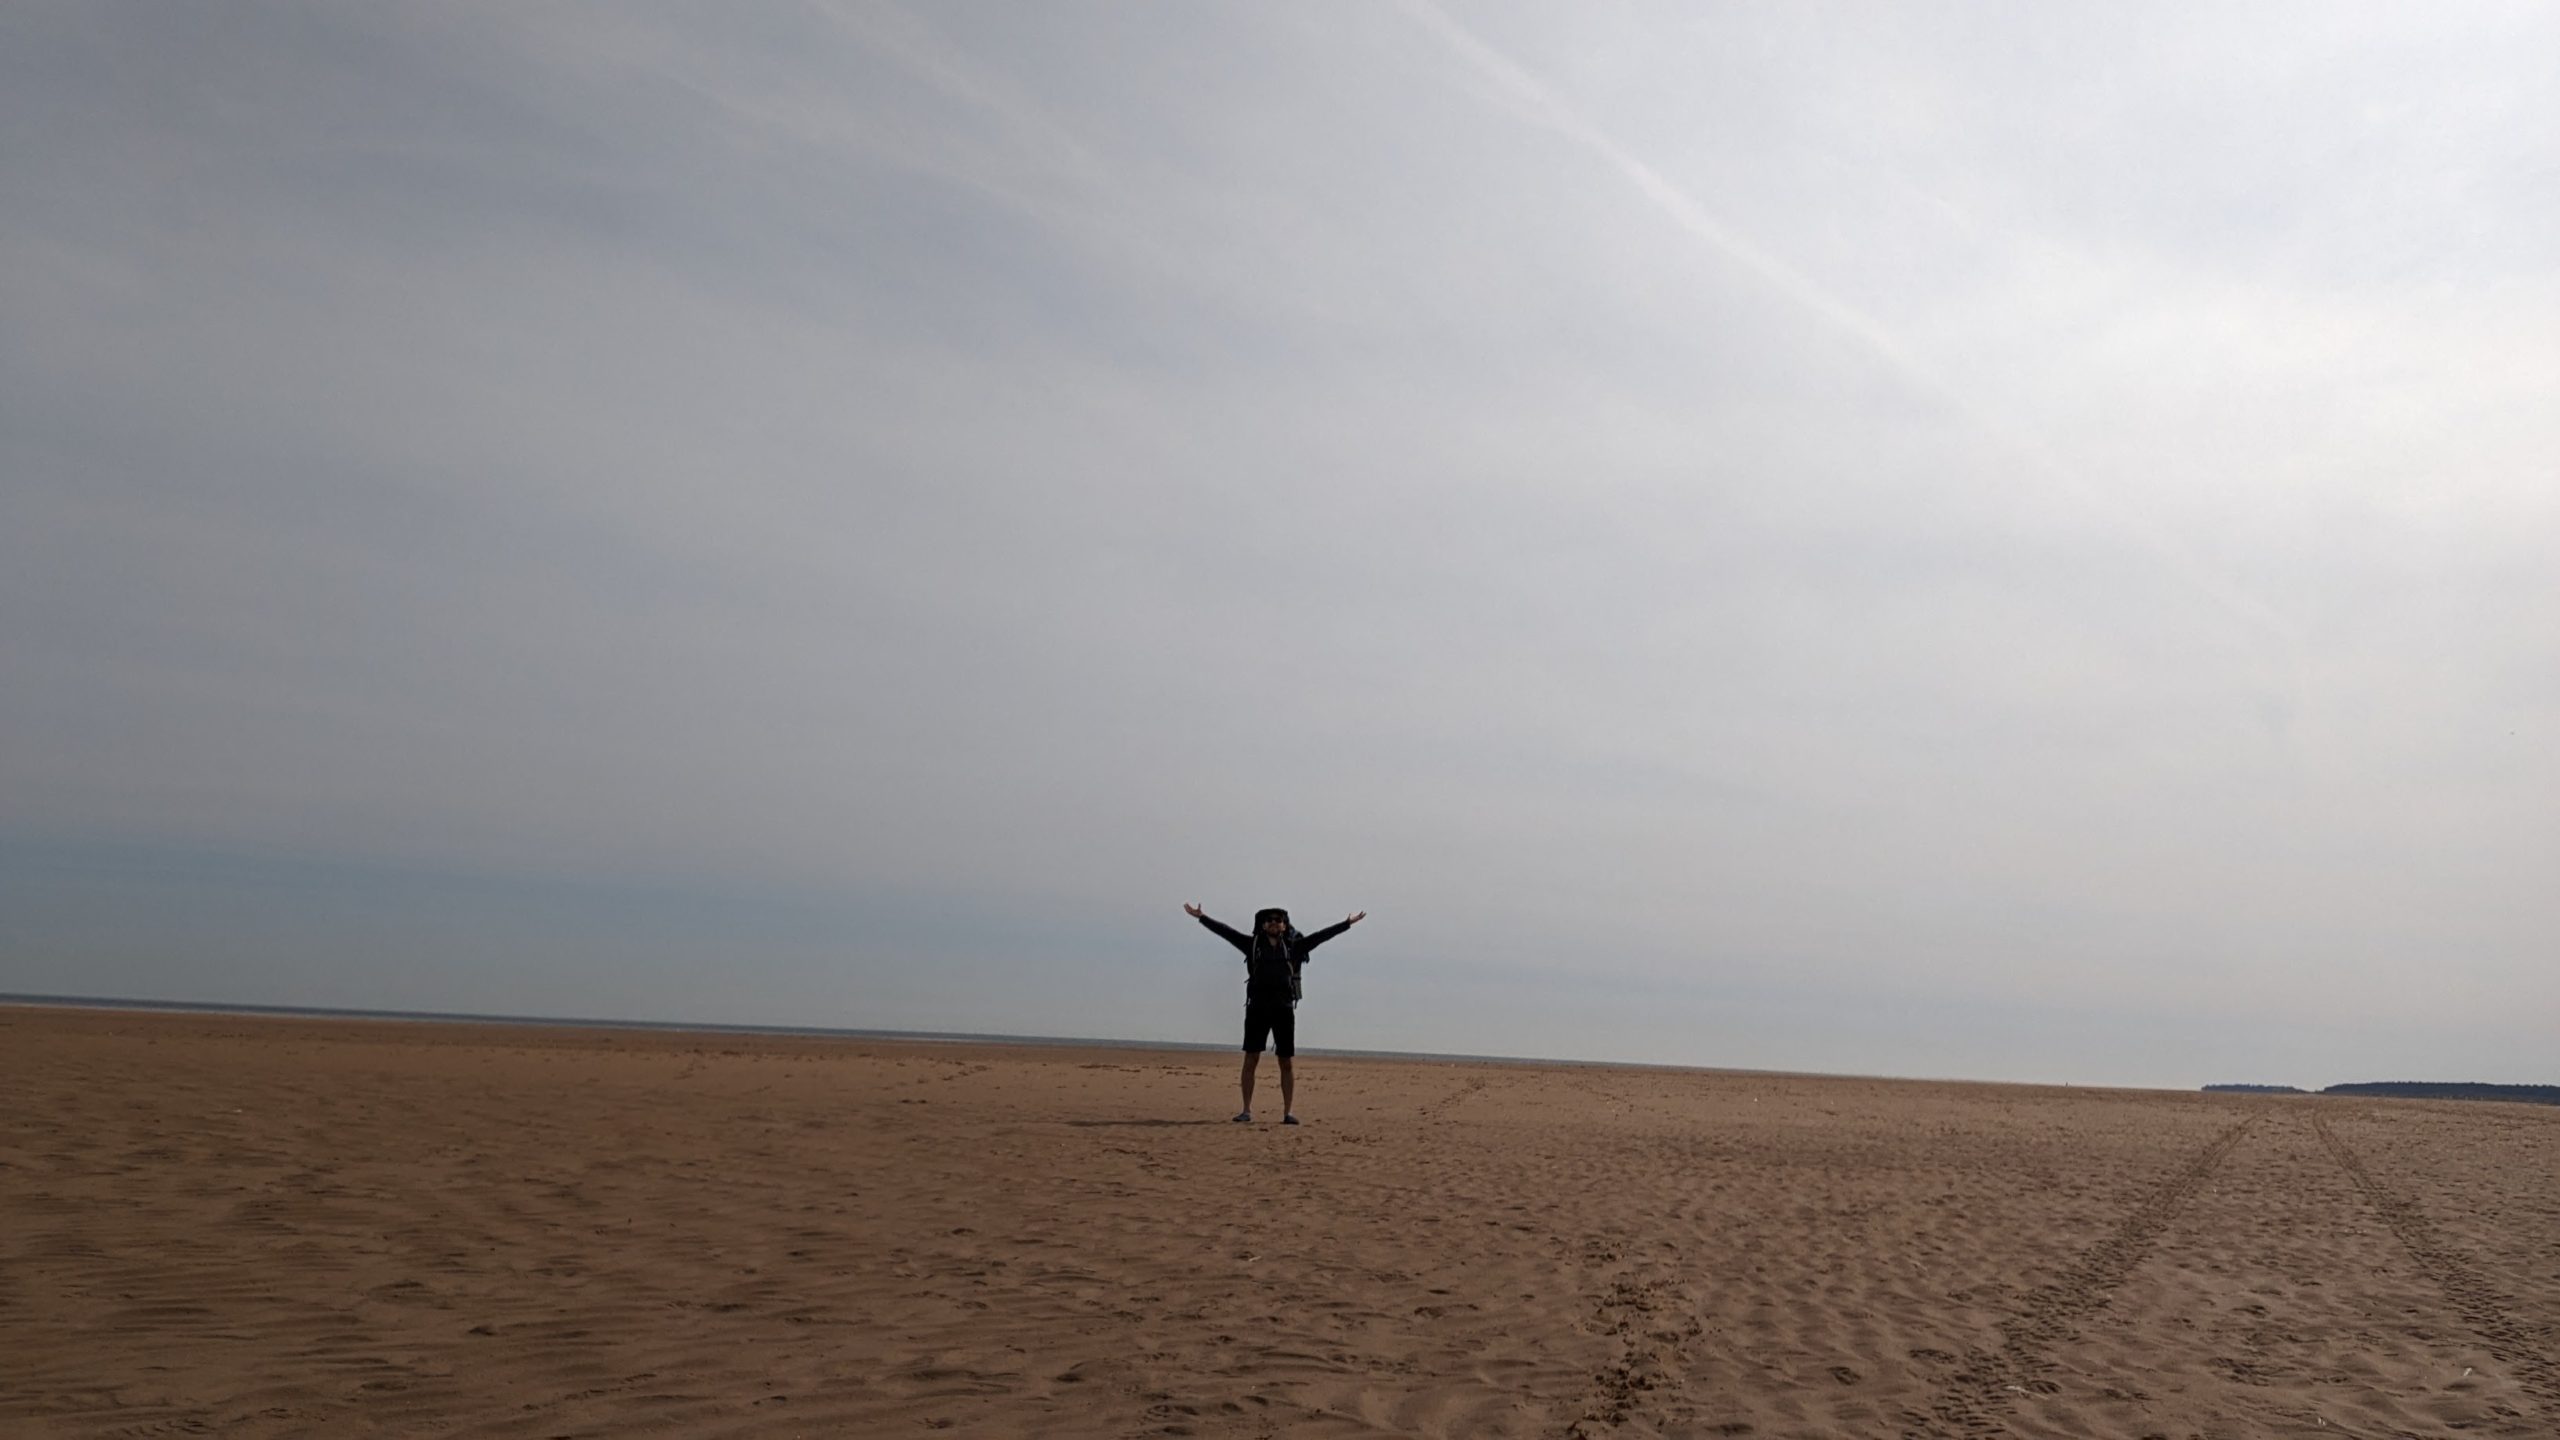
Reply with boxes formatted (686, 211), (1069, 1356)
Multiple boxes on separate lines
(0, 992), (1621, 1071)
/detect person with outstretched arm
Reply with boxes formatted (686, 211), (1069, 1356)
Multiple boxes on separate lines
(1183, 903), (1365, 1124)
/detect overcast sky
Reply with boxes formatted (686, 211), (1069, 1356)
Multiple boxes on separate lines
(5, 2), (2554, 1088)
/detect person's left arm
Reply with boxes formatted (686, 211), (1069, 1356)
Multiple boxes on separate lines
(1298, 911), (1366, 956)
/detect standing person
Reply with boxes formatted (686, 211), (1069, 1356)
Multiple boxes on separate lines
(1182, 903), (1365, 1124)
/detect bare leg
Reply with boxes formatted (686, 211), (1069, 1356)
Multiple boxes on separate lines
(1279, 1057), (1295, 1117)
(1239, 1052), (1259, 1116)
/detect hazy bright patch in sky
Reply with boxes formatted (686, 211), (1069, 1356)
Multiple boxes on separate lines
(4, 2), (2555, 1088)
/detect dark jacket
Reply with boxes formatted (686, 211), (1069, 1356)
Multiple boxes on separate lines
(1197, 910), (1352, 1008)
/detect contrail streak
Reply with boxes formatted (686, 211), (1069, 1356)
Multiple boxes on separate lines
(1399, 0), (2300, 646)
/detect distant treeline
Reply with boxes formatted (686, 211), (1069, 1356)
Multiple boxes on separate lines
(2322, 1082), (2560, 1106)
(2204, 1081), (2560, 1106)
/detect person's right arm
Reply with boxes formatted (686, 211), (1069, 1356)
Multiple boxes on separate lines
(1183, 903), (1252, 955)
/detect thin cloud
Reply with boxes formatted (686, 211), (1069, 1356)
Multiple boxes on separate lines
(1398, 0), (2302, 648)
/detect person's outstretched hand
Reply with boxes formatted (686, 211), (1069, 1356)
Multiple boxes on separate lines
(1183, 903), (1204, 919)
(1344, 910), (1366, 925)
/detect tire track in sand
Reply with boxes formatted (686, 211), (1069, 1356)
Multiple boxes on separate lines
(1911, 1113), (2260, 1438)
(2312, 1112), (2560, 1417)
(1417, 1076), (1488, 1123)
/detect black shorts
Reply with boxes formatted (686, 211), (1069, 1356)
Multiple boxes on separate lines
(1242, 999), (1295, 1058)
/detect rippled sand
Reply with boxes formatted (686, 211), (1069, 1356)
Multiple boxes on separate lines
(5, 1005), (2553, 1438)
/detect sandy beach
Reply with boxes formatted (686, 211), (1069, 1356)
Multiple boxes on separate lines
(3, 1006), (2552, 1439)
